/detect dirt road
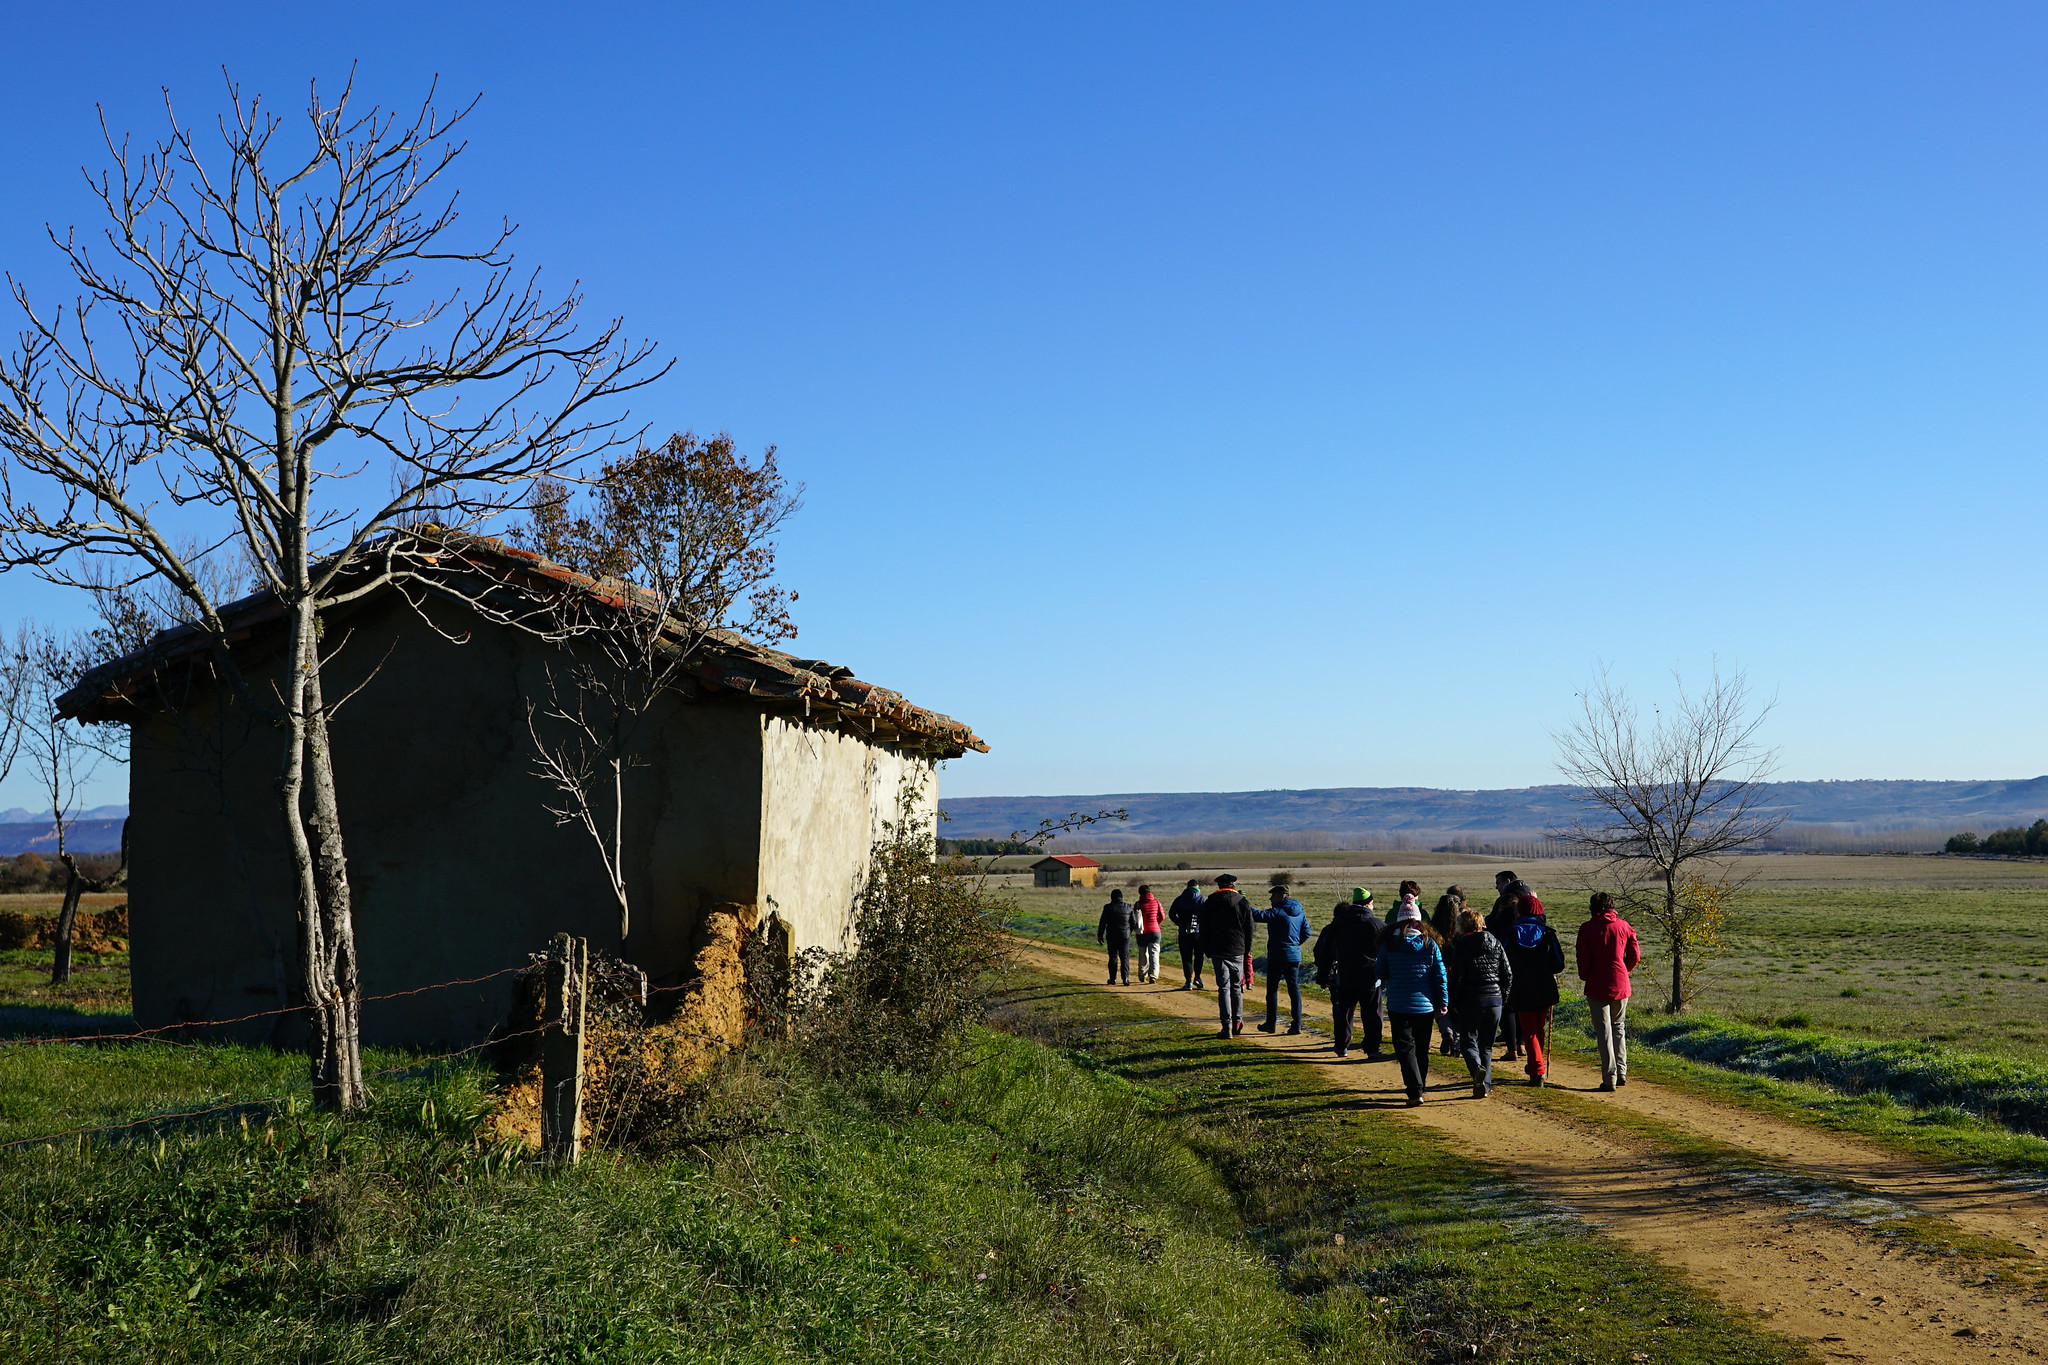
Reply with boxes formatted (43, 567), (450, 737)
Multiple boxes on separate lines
(1021, 942), (2048, 1364)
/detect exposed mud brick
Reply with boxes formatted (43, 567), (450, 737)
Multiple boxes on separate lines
(485, 903), (759, 1150)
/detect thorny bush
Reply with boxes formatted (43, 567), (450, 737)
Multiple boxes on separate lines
(768, 793), (1013, 1088)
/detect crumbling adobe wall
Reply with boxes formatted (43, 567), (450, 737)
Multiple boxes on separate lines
(484, 901), (760, 1150)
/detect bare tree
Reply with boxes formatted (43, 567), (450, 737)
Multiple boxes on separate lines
(11, 626), (129, 984)
(0, 623), (30, 792)
(515, 432), (800, 939)
(0, 76), (664, 1108)
(1552, 665), (1782, 1012)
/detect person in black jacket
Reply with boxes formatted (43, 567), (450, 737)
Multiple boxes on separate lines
(1485, 870), (1521, 1060)
(1314, 892), (1384, 1059)
(1168, 879), (1206, 990)
(1447, 907), (1513, 1098)
(1097, 889), (1140, 986)
(1199, 874), (1256, 1038)
(1431, 887), (1465, 1054)
(1502, 891), (1565, 1086)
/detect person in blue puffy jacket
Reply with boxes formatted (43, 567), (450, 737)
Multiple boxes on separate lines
(1375, 903), (1449, 1106)
(1253, 884), (1314, 1034)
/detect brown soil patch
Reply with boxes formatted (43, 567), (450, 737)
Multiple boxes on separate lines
(1021, 940), (2048, 1365)
(0, 903), (128, 953)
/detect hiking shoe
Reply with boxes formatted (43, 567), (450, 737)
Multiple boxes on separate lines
(1472, 1084), (1486, 1100)
(1286, 1025), (1302, 1035)
(1530, 1076), (1545, 1088)
(1217, 1029), (1232, 1040)
(1233, 1022), (1243, 1035)
(1256, 1021), (1277, 1033)
(1617, 1076), (1628, 1087)
(1334, 1048), (1348, 1058)
(1405, 1095), (1423, 1108)
(1598, 1080), (1616, 1093)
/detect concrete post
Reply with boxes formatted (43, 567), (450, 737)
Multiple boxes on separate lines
(541, 932), (587, 1163)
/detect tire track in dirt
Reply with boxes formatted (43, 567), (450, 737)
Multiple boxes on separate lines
(1019, 941), (2048, 1364)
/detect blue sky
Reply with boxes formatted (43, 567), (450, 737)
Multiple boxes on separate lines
(1, 2), (2045, 809)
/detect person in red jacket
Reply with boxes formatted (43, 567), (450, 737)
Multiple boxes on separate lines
(1575, 891), (1642, 1091)
(1134, 884), (1166, 983)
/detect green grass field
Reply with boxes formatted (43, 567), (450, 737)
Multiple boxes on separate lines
(0, 968), (1808, 1364)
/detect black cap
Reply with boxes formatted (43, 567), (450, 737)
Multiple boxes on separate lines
(1215, 874), (1237, 887)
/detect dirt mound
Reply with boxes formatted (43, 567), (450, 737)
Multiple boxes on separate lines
(0, 902), (128, 953)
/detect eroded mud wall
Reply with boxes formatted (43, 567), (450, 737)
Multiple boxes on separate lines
(755, 716), (936, 955)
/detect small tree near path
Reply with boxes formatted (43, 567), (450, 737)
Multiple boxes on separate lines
(1552, 665), (1783, 1013)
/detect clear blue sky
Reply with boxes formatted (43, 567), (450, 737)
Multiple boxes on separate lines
(2, 2), (2044, 810)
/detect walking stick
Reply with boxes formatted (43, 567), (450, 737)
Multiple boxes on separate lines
(1545, 1010), (1553, 1069)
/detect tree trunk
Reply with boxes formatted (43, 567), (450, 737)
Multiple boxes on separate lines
(610, 755), (629, 940)
(279, 601), (364, 1112)
(49, 860), (83, 986)
(1665, 870), (1683, 1013)
(303, 659), (367, 1110)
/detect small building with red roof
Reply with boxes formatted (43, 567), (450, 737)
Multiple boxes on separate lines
(1031, 854), (1102, 889)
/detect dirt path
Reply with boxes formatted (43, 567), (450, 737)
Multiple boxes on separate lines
(1021, 942), (2048, 1364)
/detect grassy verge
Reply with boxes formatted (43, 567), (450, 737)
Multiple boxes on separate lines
(1636, 1012), (2048, 1135)
(0, 968), (1814, 1364)
(0, 945), (133, 1033)
(1542, 999), (2048, 1174)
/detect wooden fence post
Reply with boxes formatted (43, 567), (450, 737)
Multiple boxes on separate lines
(541, 932), (587, 1163)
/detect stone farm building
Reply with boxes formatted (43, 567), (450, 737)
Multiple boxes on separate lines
(58, 533), (984, 1046)
(1032, 855), (1101, 888)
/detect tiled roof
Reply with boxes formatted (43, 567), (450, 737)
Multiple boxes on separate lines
(1034, 854), (1102, 868)
(57, 530), (987, 760)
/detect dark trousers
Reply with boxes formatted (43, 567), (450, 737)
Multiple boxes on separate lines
(1104, 940), (1130, 983)
(1179, 937), (1204, 985)
(1264, 962), (1303, 1028)
(1331, 979), (1384, 1055)
(1458, 996), (1503, 1092)
(1501, 1007), (1522, 1056)
(1389, 1012), (1435, 1098)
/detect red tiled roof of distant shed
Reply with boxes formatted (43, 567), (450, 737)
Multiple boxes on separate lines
(57, 529), (987, 760)
(1033, 855), (1102, 868)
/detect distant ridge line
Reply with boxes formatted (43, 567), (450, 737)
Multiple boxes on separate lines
(937, 778), (2048, 852)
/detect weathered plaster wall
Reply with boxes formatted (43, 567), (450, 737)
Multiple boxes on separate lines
(127, 593), (767, 1045)
(755, 716), (936, 955)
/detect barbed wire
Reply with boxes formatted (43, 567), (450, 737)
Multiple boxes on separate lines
(0, 965), (529, 1050)
(0, 949), (754, 1155)
(0, 1020), (558, 1153)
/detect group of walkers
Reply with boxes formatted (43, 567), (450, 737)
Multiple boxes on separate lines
(1097, 870), (1642, 1107)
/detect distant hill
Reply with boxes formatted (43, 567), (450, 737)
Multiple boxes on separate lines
(938, 779), (2048, 852)
(0, 805), (127, 825)
(0, 818), (127, 856)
